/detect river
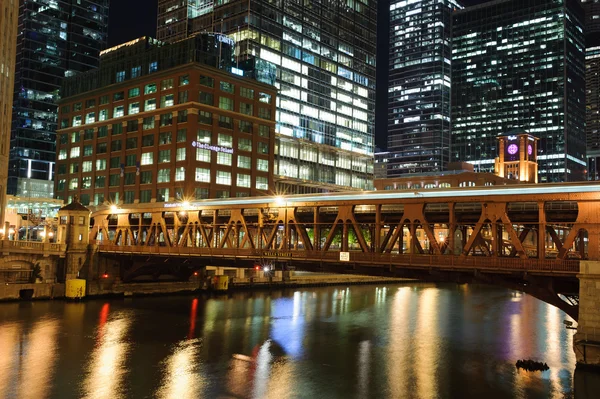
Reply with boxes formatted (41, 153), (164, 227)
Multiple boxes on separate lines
(0, 282), (598, 398)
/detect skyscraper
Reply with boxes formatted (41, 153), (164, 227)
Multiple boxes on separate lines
(452, 0), (586, 183)
(0, 0), (19, 226)
(582, 0), (600, 37)
(385, 0), (462, 177)
(583, 0), (600, 179)
(10, 0), (109, 198)
(157, 0), (377, 193)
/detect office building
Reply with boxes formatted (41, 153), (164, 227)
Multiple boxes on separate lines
(583, 0), (600, 179)
(0, 0), (19, 227)
(10, 0), (109, 198)
(157, 0), (377, 193)
(55, 36), (276, 206)
(386, 0), (462, 177)
(452, 0), (586, 182)
(586, 46), (600, 179)
(582, 0), (600, 37)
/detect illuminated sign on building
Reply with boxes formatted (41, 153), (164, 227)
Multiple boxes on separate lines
(191, 141), (234, 154)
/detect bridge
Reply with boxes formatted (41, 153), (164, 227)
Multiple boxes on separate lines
(2, 182), (600, 367)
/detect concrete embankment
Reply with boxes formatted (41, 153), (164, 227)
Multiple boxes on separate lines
(0, 274), (415, 300)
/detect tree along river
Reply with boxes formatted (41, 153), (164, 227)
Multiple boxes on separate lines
(0, 283), (599, 399)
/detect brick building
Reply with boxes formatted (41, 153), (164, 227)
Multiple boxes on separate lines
(55, 36), (276, 207)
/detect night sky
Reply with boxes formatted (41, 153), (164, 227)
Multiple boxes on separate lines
(108, 0), (488, 150)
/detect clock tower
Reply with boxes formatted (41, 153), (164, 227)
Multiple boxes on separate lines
(495, 132), (539, 183)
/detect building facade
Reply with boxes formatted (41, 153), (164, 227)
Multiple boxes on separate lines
(55, 36), (276, 206)
(582, 0), (600, 37)
(386, 0), (461, 177)
(583, 0), (600, 179)
(157, 0), (377, 193)
(586, 46), (600, 179)
(0, 0), (19, 227)
(452, 0), (586, 182)
(10, 0), (109, 198)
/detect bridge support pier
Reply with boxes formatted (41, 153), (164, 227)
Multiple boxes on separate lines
(574, 261), (600, 369)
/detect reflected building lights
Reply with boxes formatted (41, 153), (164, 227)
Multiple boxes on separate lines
(545, 304), (575, 398)
(156, 340), (202, 399)
(0, 324), (18, 398)
(251, 341), (273, 399)
(82, 307), (132, 399)
(387, 287), (412, 397)
(357, 340), (371, 398)
(414, 288), (440, 398)
(18, 320), (59, 399)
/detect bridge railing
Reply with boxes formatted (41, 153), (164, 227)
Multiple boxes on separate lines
(96, 244), (579, 274)
(0, 240), (63, 253)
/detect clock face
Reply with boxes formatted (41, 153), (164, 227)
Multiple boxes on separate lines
(507, 144), (519, 155)
(527, 144), (533, 155)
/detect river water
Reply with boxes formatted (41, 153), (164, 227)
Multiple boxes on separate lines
(0, 283), (598, 399)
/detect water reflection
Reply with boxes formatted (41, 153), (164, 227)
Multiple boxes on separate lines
(414, 288), (441, 398)
(18, 319), (59, 399)
(0, 283), (597, 398)
(156, 339), (203, 399)
(0, 323), (18, 398)
(82, 304), (132, 399)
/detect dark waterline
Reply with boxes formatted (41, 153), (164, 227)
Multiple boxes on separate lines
(0, 283), (598, 398)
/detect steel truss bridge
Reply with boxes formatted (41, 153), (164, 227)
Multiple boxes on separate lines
(91, 182), (600, 320)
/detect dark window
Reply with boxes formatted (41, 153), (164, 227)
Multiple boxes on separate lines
(126, 154), (136, 166)
(96, 143), (107, 154)
(95, 176), (106, 188)
(110, 156), (120, 168)
(160, 113), (173, 126)
(113, 91), (124, 101)
(199, 91), (213, 105)
(112, 123), (123, 135)
(127, 120), (139, 132)
(126, 138), (137, 150)
(111, 140), (122, 152)
(124, 172), (136, 185)
(218, 115), (233, 129)
(140, 171), (152, 184)
(124, 191), (135, 204)
(199, 75), (214, 87)
(198, 111), (212, 125)
(98, 126), (108, 138)
(177, 129), (186, 143)
(109, 174), (120, 186)
(140, 190), (152, 203)
(142, 135), (154, 147)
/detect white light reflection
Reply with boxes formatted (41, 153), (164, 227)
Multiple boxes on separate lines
(18, 319), (59, 399)
(357, 340), (371, 397)
(545, 304), (575, 398)
(0, 324), (18, 398)
(156, 340), (203, 399)
(251, 341), (273, 399)
(82, 305), (132, 399)
(414, 288), (440, 398)
(386, 287), (412, 397)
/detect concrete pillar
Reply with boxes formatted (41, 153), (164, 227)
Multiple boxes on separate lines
(574, 261), (600, 368)
(236, 268), (245, 279)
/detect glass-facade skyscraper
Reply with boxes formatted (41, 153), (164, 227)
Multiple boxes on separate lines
(386, 0), (461, 177)
(583, 0), (600, 179)
(1, 0), (19, 225)
(157, 0), (376, 193)
(452, 0), (586, 182)
(10, 0), (109, 198)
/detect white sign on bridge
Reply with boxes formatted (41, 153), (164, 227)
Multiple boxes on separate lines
(340, 252), (350, 262)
